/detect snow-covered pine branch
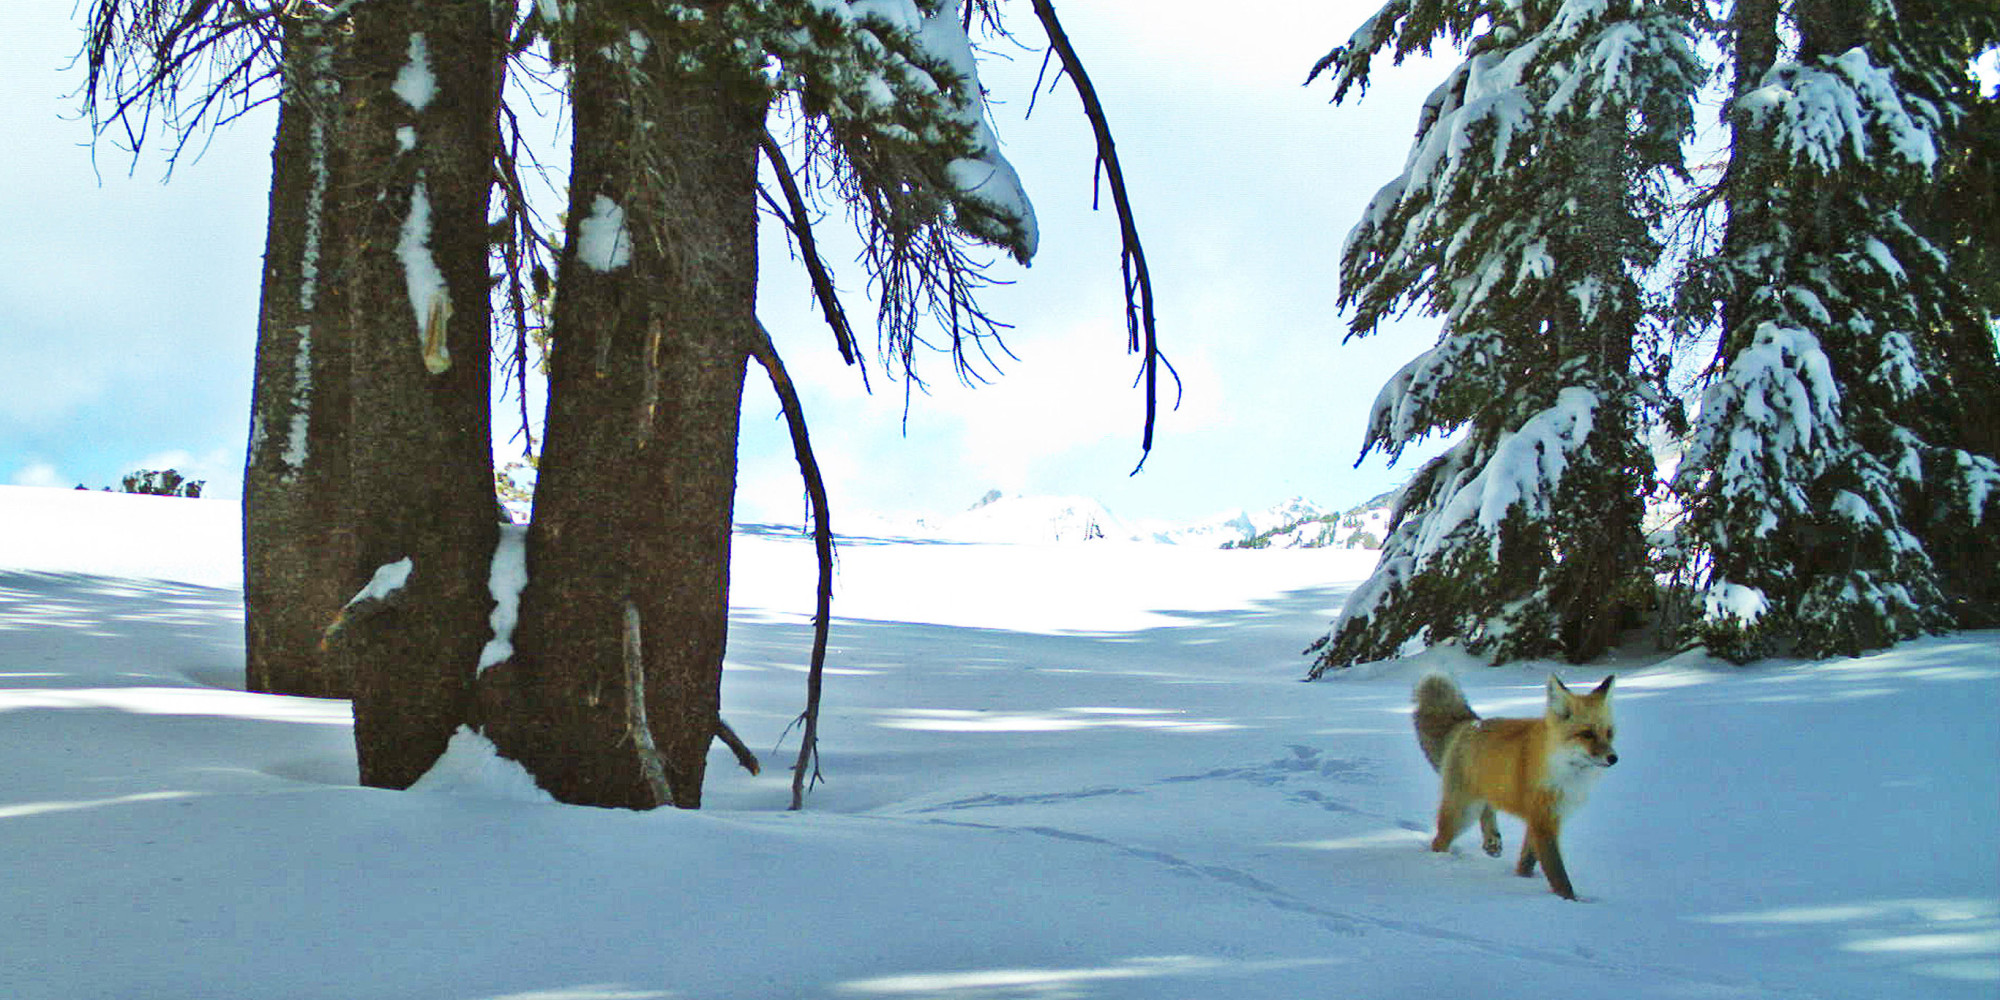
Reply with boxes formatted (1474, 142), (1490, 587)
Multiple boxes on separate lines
(765, 0), (1037, 389)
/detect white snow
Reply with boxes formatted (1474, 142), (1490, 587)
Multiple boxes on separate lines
(346, 557), (413, 608)
(299, 121), (329, 312)
(1682, 322), (1842, 503)
(277, 324), (314, 471)
(295, 22), (336, 317)
(1955, 450), (2000, 525)
(840, 493), (1379, 551)
(576, 194), (633, 272)
(1744, 46), (1940, 174)
(281, 409), (310, 470)
(396, 177), (453, 373)
(0, 486), (238, 586)
(391, 33), (437, 111)
(1703, 581), (1769, 624)
(2, 487), (1996, 1000)
(409, 726), (554, 803)
(1400, 387), (1599, 567)
(477, 522), (528, 673)
(916, 7), (1039, 257)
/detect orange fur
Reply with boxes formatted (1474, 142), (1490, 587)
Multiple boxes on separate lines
(1413, 673), (1618, 900)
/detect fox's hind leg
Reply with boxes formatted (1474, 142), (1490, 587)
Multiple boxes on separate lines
(1478, 805), (1502, 857)
(1431, 792), (1481, 853)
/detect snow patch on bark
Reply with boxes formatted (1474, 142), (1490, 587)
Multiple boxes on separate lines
(279, 325), (313, 470)
(477, 523), (528, 674)
(346, 558), (414, 608)
(576, 195), (632, 272)
(391, 33), (436, 111)
(397, 178), (453, 374)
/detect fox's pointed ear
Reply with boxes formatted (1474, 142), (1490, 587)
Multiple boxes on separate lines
(1592, 675), (1615, 697)
(1546, 675), (1573, 718)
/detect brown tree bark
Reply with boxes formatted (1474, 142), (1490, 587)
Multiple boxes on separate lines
(483, 11), (764, 810)
(243, 16), (359, 700)
(330, 0), (506, 789)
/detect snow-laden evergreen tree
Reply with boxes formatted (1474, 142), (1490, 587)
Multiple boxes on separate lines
(1306, 0), (1702, 675)
(1673, 0), (2000, 661)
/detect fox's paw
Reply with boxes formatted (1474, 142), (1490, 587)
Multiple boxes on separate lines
(1481, 833), (1502, 858)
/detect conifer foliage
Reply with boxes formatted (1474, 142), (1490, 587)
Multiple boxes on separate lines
(1677, 0), (2000, 661)
(1309, 0), (1999, 673)
(1307, 0), (1703, 675)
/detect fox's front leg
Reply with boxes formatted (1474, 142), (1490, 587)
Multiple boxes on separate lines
(1522, 822), (1576, 900)
(1478, 805), (1502, 857)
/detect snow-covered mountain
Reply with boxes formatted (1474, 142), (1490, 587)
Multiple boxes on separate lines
(1227, 490), (1399, 551)
(930, 491), (1135, 544)
(851, 491), (1397, 549)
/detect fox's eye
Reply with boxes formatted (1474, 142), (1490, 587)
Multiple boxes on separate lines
(1576, 728), (1596, 741)
(1605, 728), (1615, 740)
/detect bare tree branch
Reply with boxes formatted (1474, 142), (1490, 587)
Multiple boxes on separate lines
(758, 129), (867, 387)
(622, 600), (673, 807)
(749, 322), (835, 811)
(493, 96), (561, 458)
(73, 0), (291, 178)
(1028, 0), (1178, 474)
(716, 717), (761, 776)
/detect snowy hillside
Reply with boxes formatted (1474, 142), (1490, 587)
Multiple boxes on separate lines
(1, 485), (1996, 1000)
(1224, 491), (1398, 551)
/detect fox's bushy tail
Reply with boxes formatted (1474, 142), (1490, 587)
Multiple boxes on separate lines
(1412, 672), (1479, 772)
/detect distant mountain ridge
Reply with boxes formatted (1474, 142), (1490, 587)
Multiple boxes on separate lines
(855, 490), (1398, 549)
(1220, 490), (1395, 551)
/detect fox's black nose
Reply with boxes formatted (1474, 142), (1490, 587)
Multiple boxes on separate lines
(1605, 753), (1619, 766)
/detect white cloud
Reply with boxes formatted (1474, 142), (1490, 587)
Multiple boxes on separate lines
(8, 461), (66, 489)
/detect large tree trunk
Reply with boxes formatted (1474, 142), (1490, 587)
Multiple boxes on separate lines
(484, 14), (763, 809)
(243, 17), (359, 699)
(1691, 0), (1784, 612)
(1548, 108), (1648, 663)
(332, 0), (506, 789)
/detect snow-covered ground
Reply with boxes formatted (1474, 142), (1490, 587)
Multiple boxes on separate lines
(1, 485), (1994, 1000)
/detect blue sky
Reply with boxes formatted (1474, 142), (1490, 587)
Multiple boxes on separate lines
(0, 3), (1456, 524)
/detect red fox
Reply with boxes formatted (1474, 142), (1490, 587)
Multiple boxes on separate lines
(1413, 672), (1617, 900)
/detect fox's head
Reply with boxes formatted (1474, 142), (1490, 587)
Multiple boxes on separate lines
(1546, 674), (1618, 768)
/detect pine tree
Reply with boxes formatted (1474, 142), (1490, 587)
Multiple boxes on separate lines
(329, 0), (509, 789)
(481, 0), (1075, 808)
(73, 1), (370, 698)
(76, 0), (1163, 810)
(1306, 0), (1702, 675)
(1673, 0), (2000, 660)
